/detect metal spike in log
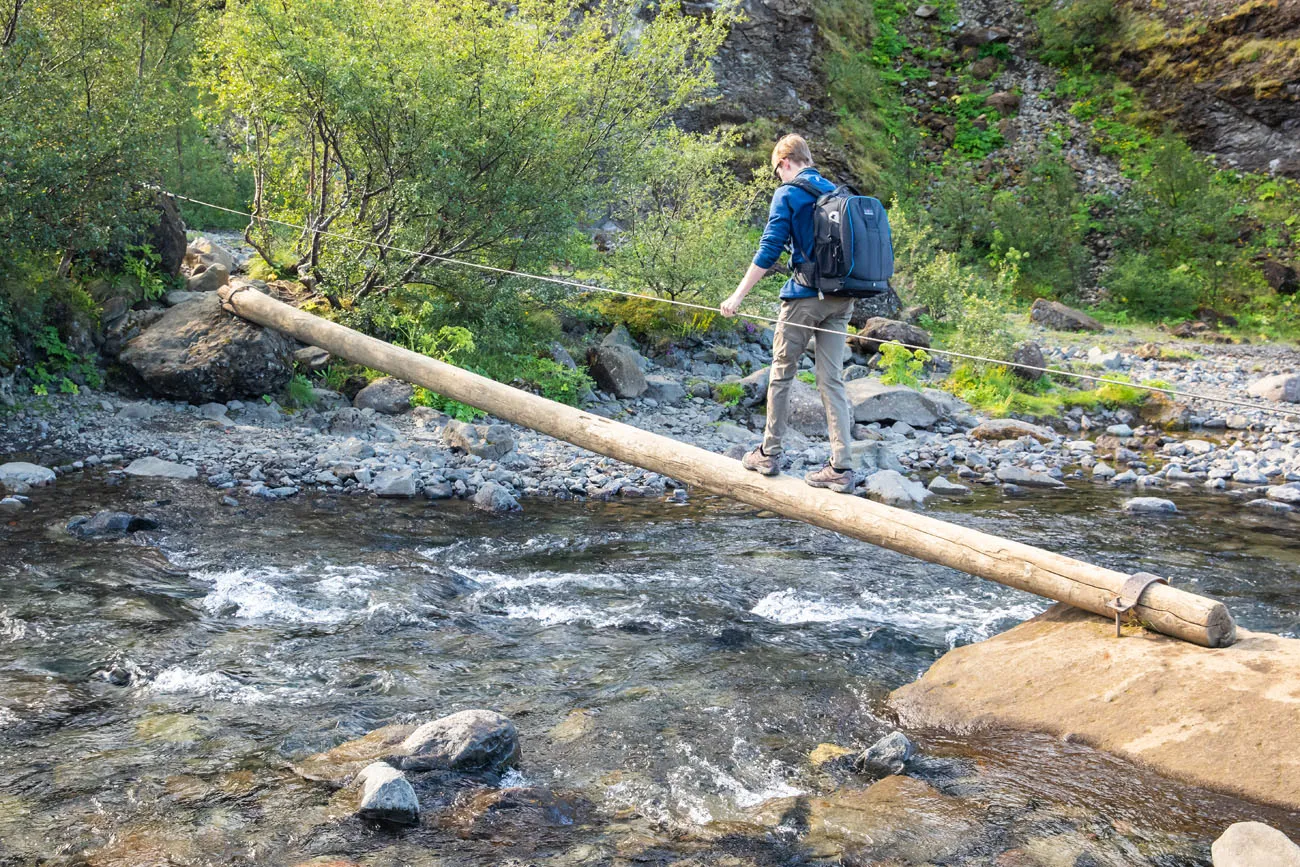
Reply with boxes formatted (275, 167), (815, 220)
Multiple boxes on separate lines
(219, 283), (1237, 648)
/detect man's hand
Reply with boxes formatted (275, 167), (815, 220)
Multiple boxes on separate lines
(720, 292), (744, 318)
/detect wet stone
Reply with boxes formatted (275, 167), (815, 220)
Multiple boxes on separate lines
(354, 762), (419, 825)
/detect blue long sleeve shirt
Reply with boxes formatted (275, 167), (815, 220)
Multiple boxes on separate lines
(753, 168), (836, 300)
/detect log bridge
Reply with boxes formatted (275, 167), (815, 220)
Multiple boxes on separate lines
(219, 284), (1236, 648)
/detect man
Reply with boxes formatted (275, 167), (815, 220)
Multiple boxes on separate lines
(720, 134), (856, 494)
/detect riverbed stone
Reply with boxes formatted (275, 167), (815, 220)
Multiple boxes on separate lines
(1212, 821), (1300, 867)
(119, 291), (295, 403)
(1123, 497), (1177, 514)
(396, 709), (520, 773)
(0, 497), (23, 514)
(443, 420), (515, 460)
(849, 317), (931, 355)
(969, 418), (1054, 443)
(67, 511), (159, 537)
(1267, 484), (1300, 505)
(1247, 373), (1300, 403)
(185, 236), (236, 274)
(855, 730), (916, 778)
(644, 375), (686, 405)
(353, 762), (419, 825)
(0, 462), (56, 491)
(864, 469), (930, 508)
(371, 468), (420, 498)
(995, 465), (1066, 488)
(846, 378), (941, 427)
(353, 377), (413, 414)
(927, 475), (971, 496)
(1030, 298), (1104, 332)
(471, 481), (521, 514)
(186, 262), (230, 293)
(123, 457), (198, 480)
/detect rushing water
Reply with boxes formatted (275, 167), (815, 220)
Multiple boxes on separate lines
(0, 474), (1297, 865)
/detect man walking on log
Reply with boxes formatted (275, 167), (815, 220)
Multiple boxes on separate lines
(720, 134), (856, 494)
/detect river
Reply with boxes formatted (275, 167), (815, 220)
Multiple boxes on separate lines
(0, 475), (1297, 865)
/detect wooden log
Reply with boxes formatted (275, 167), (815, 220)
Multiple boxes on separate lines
(219, 283), (1237, 648)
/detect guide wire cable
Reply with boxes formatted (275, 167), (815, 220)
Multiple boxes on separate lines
(154, 188), (1300, 427)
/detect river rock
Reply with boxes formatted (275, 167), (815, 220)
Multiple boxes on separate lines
(995, 466), (1066, 488)
(1247, 373), (1300, 403)
(927, 475), (971, 496)
(969, 418), (1055, 443)
(855, 731), (916, 778)
(185, 237), (235, 273)
(849, 317), (931, 355)
(396, 709), (520, 773)
(1123, 497), (1177, 514)
(353, 377), (413, 414)
(471, 481), (521, 514)
(1212, 821), (1300, 867)
(1267, 483), (1300, 505)
(371, 468), (419, 498)
(788, 377), (829, 436)
(1010, 342), (1046, 381)
(443, 420), (515, 460)
(353, 762), (419, 824)
(186, 262), (230, 293)
(295, 346), (331, 371)
(67, 511), (159, 537)
(1139, 392), (1191, 430)
(600, 324), (639, 351)
(1086, 346), (1125, 370)
(1030, 299), (1104, 332)
(123, 457), (198, 480)
(846, 378), (941, 427)
(0, 497), (23, 515)
(864, 470), (930, 508)
(644, 374), (686, 405)
(589, 344), (647, 398)
(0, 462), (56, 491)
(119, 291), (295, 403)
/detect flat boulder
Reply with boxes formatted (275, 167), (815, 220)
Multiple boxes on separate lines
(644, 374), (686, 405)
(1030, 298), (1104, 332)
(1123, 496), (1177, 514)
(849, 317), (931, 355)
(995, 465), (1065, 488)
(123, 457), (198, 480)
(1212, 822), (1300, 867)
(1247, 373), (1300, 403)
(353, 377), (413, 414)
(846, 378), (942, 427)
(864, 469), (930, 508)
(969, 418), (1055, 443)
(119, 290), (294, 403)
(370, 468), (419, 498)
(891, 604), (1300, 810)
(0, 462), (55, 491)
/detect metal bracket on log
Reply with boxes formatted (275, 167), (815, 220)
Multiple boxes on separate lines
(1107, 572), (1169, 637)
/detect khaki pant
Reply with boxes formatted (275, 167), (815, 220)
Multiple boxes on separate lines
(763, 296), (855, 469)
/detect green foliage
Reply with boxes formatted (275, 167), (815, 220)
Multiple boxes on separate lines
(1101, 253), (1203, 320)
(285, 374), (318, 409)
(796, 370), (816, 384)
(878, 342), (929, 388)
(412, 387), (486, 422)
(604, 129), (761, 302)
(1036, 0), (1122, 66)
(989, 154), (1090, 299)
(27, 326), (101, 395)
(946, 92), (1005, 159)
(203, 0), (734, 295)
(949, 288), (1019, 369)
(713, 382), (745, 406)
(944, 364), (1062, 417)
(123, 244), (168, 302)
(513, 357), (594, 406)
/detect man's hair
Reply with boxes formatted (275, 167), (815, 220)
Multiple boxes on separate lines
(771, 134), (813, 168)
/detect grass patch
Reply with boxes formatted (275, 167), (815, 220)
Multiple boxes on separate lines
(941, 364), (1162, 419)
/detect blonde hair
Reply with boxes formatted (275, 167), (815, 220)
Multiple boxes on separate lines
(771, 134), (813, 169)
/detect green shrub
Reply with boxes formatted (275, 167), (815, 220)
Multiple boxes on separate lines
(990, 154), (1090, 299)
(123, 244), (169, 303)
(1101, 252), (1203, 320)
(285, 374), (318, 409)
(713, 382), (745, 406)
(1036, 0), (1122, 66)
(515, 357), (594, 406)
(878, 343), (929, 388)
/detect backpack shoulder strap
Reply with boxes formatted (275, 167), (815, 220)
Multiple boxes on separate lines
(781, 177), (826, 199)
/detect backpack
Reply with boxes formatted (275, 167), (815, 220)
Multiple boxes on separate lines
(783, 177), (894, 298)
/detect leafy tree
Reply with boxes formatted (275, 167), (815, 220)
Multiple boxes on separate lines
(202, 0), (735, 298)
(990, 153), (1089, 298)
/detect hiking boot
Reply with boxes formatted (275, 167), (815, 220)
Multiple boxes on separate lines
(741, 445), (779, 476)
(804, 464), (855, 494)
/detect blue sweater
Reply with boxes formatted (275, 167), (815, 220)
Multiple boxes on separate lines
(753, 168), (836, 300)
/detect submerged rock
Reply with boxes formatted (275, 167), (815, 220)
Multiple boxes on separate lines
(0, 462), (55, 492)
(1122, 497), (1178, 515)
(471, 481), (521, 514)
(397, 709), (520, 773)
(67, 511), (159, 537)
(353, 762), (419, 824)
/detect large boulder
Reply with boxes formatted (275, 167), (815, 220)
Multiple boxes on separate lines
(846, 378), (942, 427)
(471, 481), (521, 514)
(353, 377), (413, 414)
(588, 344), (647, 398)
(1212, 822), (1300, 867)
(969, 418), (1055, 443)
(185, 237), (236, 274)
(864, 470), (930, 508)
(370, 468), (420, 498)
(149, 193), (187, 277)
(1010, 342), (1046, 381)
(644, 374), (686, 405)
(1260, 260), (1299, 296)
(1030, 298), (1104, 332)
(849, 288), (902, 328)
(787, 377), (829, 436)
(442, 420), (515, 459)
(849, 317), (931, 355)
(396, 709), (520, 773)
(119, 291), (294, 403)
(1247, 373), (1300, 403)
